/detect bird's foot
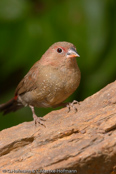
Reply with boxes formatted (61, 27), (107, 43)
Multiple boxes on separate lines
(66, 100), (80, 113)
(33, 114), (46, 127)
(29, 105), (46, 127)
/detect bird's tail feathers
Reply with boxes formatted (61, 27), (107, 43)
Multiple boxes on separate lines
(0, 98), (23, 115)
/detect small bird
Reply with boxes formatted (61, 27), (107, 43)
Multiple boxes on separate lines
(0, 42), (81, 126)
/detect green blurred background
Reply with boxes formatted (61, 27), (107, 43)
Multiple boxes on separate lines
(0, 0), (116, 130)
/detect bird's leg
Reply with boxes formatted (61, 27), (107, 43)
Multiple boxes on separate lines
(66, 100), (80, 113)
(29, 105), (46, 127)
(53, 100), (80, 113)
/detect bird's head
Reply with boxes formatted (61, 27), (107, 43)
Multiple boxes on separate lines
(40, 41), (80, 66)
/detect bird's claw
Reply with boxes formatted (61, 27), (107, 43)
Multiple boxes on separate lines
(33, 114), (46, 127)
(66, 100), (80, 113)
(29, 105), (46, 127)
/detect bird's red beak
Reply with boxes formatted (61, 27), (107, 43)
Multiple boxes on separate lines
(67, 48), (80, 58)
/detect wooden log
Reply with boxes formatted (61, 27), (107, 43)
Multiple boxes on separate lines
(1, 81), (116, 174)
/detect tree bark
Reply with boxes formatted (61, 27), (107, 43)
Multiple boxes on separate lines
(1, 81), (116, 174)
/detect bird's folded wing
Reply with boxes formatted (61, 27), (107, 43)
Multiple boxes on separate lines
(15, 66), (39, 96)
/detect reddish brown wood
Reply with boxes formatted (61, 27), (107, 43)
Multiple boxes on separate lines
(1, 81), (116, 174)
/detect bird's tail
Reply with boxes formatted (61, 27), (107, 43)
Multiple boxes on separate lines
(0, 97), (23, 115)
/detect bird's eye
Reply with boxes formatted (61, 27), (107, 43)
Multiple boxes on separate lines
(57, 48), (63, 53)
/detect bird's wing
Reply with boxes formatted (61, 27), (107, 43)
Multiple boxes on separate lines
(15, 65), (39, 96)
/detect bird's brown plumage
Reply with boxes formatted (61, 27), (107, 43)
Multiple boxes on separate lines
(0, 41), (81, 125)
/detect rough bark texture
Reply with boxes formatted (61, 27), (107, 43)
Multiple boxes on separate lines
(1, 81), (116, 174)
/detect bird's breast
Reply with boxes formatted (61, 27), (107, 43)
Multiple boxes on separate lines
(19, 64), (81, 108)
(37, 65), (80, 107)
